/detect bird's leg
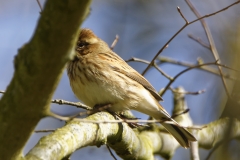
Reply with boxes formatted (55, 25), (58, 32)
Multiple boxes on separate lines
(118, 110), (149, 128)
(90, 103), (112, 115)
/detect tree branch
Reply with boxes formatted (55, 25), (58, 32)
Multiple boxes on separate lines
(185, 0), (231, 98)
(0, 1), (92, 159)
(141, 1), (240, 76)
(25, 87), (240, 160)
(158, 56), (236, 80)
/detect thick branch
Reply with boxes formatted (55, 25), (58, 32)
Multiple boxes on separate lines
(25, 112), (177, 160)
(25, 86), (240, 159)
(26, 112), (119, 160)
(0, 1), (91, 159)
(198, 117), (240, 149)
(25, 87), (195, 160)
(26, 111), (240, 160)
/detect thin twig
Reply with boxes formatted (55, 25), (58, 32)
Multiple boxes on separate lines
(51, 99), (91, 110)
(177, 6), (189, 24)
(153, 63), (173, 80)
(0, 94), (91, 110)
(110, 35), (119, 50)
(160, 61), (238, 96)
(158, 56), (236, 80)
(127, 56), (237, 80)
(141, 11), (188, 75)
(171, 109), (190, 119)
(50, 112), (196, 130)
(35, 129), (55, 133)
(36, 0), (43, 13)
(106, 145), (117, 160)
(49, 105), (200, 131)
(187, 1), (240, 24)
(187, 125), (207, 130)
(125, 57), (150, 64)
(169, 87), (206, 95)
(188, 34), (210, 49)
(141, 1), (240, 76)
(126, 57), (173, 80)
(65, 119), (172, 124)
(185, 0), (237, 98)
(73, 119), (203, 131)
(49, 104), (112, 122)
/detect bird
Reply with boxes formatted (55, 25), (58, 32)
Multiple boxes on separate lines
(67, 28), (197, 148)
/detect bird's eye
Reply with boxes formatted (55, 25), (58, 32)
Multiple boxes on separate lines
(77, 41), (89, 48)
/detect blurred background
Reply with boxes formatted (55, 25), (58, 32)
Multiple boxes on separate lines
(0, 0), (239, 159)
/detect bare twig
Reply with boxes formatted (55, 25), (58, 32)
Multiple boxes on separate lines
(125, 57), (150, 64)
(110, 35), (119, 50)
(35, 129), (55, 133)
(69, 119), (204, 131)
(185, 0), (238, 98)
(48, 112), (72, 121)
(158, 56), (236, 80)
(50, 113), (199, 130)
(187, 125), (207, 130)
(141, 1), (240, 76)
(188, 34), (210, 49)
(106, 145), (117, 160)
(49, 104), (112, 122)
(0, 94), (90, 110)
(126, 57), (173, 80)
(187, 1), (240, 24)
(171, 109), (190, 119)
(68, 119), (172, 124)
(160, 61), (239, 96)
(169, 87), (206, 95)
(36, 0), (43, 13)
(153, 63), (173, 80)
(51, 99), (91, 110)
(177, 6), (189, 24)
(141, 10), (188, 76)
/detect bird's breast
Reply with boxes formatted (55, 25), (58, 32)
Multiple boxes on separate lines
(68, 60), (147, 112)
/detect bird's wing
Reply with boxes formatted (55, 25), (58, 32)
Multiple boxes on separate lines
(110, 65), (163, 101)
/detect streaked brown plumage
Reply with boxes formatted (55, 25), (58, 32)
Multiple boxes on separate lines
(67, 29), (197, 148)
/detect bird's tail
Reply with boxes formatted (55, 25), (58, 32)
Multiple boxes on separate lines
(161, 121), (197, 148)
